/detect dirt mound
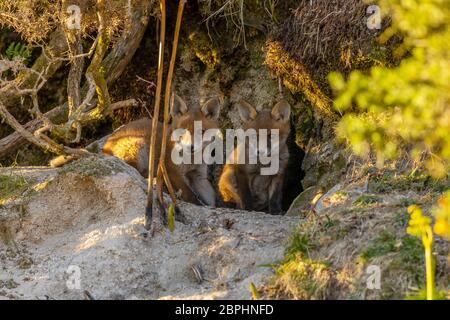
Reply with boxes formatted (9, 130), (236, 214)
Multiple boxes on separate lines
(0, 156), (297, 299)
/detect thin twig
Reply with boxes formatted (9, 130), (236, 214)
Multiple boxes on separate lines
(136, 75), (156, 87)
(145, 0), (166, 230)
(156, 0), (187, 208)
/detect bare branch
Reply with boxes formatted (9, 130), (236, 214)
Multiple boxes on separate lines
(0, 100), (66, 155)
(85, 0), (111, 114)
(0, 1), (152, 158)
(0, 29), (68, 111)
(65, 26), (85, 117)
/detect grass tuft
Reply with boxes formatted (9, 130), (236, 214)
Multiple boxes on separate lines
(360, 230), (396, 262)
(0, 174), (27, 205)
(353, 194), (380, 206)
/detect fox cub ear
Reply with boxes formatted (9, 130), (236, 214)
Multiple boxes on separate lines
(271, 100), (291, 123)
(237, 100), (257, 123)
(170, 93), (189, 117)
(201, 98), (221, 120)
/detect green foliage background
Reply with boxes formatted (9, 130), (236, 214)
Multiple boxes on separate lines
(329, 0), (450, 246)
(329, 0), (450, 179)
(328, 2), (449, 299)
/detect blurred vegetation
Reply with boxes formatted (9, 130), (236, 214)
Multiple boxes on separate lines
(406, 204), (448, 299)
(329, 0), (449, 299)
(369, 170), (449, 193)
(433, 191), (450, 240)
(329, 0), (450, 178)
(359, 230), (396, 262)
(268, 0), (450, 297)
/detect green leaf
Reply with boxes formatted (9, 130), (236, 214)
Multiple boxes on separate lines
(168, 203), (175, 232)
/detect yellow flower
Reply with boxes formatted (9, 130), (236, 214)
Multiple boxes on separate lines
(434, 218), (449, 239)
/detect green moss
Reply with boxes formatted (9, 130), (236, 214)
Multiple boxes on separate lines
(353, 194), (380, 206)
(393, 236), (424, 285)
(334, 224), (352, 240)
(405, 289), (447, 300)
(394, 210), (409, 227)
(187, 31), (220, 69)
(369, 171), (449, 193)
(265, 41), (338, 122)
(60, 155), (125, 177)
(368, 234), (425, 299)
(265, 217), (333, 298)
(323, 215), (339, 229)
(0, 174), (27, 204)
(291, 96), (315, 148)
(360, 230), (396, 262)
(335, 191), (349, 197)
(386, 235), (448, 298)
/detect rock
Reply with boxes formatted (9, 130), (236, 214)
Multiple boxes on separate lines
(314, 183), (343, 214)
(313, 178), (372, 214)
(0, 155), (298, 300)
(301, 141), (349, 190)
(286, 186), (323, 216)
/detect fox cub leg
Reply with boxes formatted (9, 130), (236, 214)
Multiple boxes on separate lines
(218, 165), (253, 210)
(268, 174), (284, 214)
(188, 175), (216, 207)
(218, 167), (240, 208)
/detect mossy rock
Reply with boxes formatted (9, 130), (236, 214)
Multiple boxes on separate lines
(59, 155), (127, 178)
(286, 186), (323, 216)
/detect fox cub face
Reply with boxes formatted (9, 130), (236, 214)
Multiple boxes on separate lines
(218, 99), (291, 213)
(237, 99), (291, 164)
(170, 94), (221, 155)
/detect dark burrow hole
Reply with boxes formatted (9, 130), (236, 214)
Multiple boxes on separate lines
(282, 121), (305, 212)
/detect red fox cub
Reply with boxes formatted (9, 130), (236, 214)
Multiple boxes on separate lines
(218, 100), (291, 214)
(102, 94), (221, 207)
